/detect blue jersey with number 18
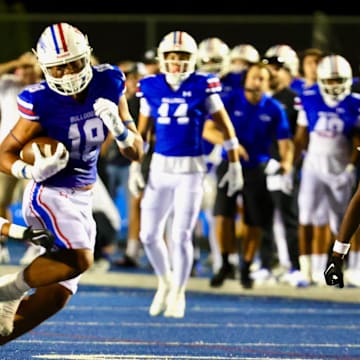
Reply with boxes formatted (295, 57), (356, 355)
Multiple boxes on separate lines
(17, 64), (126, 188)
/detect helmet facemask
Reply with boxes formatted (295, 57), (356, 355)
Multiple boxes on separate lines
(161, 53), (195, 87)
(317, 55), (352, 107)
(40, 54), (93, 96)
(197, 57), (225, 75)
(157, 31), (197, 89)
(228, 44), (260, 74)
(263, 44), (299, 77)
(319, 78), (351, 106)
(196, 37), (229, 76)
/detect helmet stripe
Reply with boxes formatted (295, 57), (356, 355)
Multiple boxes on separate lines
(57, 23), (68, 53)
(172, 31), (183, 47)
(330, 55), (339, 76)
(50, 23), (68, 54)
(49, 25), (60, 54)
(178, 31), (183, 45)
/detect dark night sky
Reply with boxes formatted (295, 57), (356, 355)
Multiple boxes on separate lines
(11, 0), (360, 16)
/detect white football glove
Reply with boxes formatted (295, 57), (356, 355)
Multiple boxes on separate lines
(128, 162), (145, 198)
(31, 142), (69, 182)
(334, 164), (357, 189)
(93, 98), (125, 138)
(218, 161), (244, 197)
(281, 169), (294, 195)
(264, 158), (282, 175)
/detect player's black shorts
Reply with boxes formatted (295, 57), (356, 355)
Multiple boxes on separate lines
(213, 160), (273, 228)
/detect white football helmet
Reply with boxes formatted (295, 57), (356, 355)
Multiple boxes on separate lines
(197, 37), (229, 75)
(263, 44), (299, 77)
(157, 31), (197, 87)
(317, 54), (352, 106)
(33, 22), (93, 96)
(228, 44), (260, 73)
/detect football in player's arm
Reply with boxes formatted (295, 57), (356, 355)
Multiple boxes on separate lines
(0, 22), (142, 343)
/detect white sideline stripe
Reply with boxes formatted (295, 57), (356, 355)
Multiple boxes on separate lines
(33, 355), (314, 360)
(65, 304), (360, 315)
(2, 264), (360, 304)
(40, 320), (360, 330)
(17, 339), (360, 348)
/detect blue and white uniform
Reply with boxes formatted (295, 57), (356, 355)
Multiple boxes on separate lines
(297, 84), (360, 232)
(18, 64), (125, 293)
(137, 71), (223, 289)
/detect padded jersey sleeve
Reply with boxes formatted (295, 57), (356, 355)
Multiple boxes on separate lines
(92, 64), (126, 103)
(17, 82), (46, 121)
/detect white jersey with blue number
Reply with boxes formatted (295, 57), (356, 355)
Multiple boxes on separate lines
(298, 84), (360, 174)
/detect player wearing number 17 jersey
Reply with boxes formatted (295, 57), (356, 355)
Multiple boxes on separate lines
(129, 30), (246, 318)
(0, 22), (142, 343)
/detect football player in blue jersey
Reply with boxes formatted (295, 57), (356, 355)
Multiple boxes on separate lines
(221, 43), (260, 95)
(130, 30), (246, 318)
(0, 22), (143, 343)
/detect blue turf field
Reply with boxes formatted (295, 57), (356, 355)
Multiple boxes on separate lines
(1, 284), (360, 360)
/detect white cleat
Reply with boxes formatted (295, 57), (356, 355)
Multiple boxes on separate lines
(279, 270), (311, 288)
(0, 244), (10, 264)
(0, 298), (22, 336)
(250, 268), (277, 286)
(344, 269), (360, 287)
(149, 283), (171, 317)
(312, 271), (327, 287)
(164, 290), (185, 318)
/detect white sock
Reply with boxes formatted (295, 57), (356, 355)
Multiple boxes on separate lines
(299, 255), (311, 281)
(355, 251), (360, 271)
(349, 251), (360, 270)
(125, 238), (140, 259)
(158, 272), (172, 290)
(0, 271), (30, 301)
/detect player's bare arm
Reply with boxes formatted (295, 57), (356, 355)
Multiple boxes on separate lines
(278, 138), (294, 173)
(118, 94), (143, 161)
(0, 117), (42, 174)
(293, 124), (309, 166)
(93, 96), (143, 162)
(211, 107), (248, 161)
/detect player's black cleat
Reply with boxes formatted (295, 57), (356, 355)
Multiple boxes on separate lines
(210, 264), (235, 287)
(240, 266), (253, 289)
(23, 227), (55, 251)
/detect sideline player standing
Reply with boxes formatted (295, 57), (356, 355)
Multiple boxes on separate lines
(131, 30), (245, 318)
